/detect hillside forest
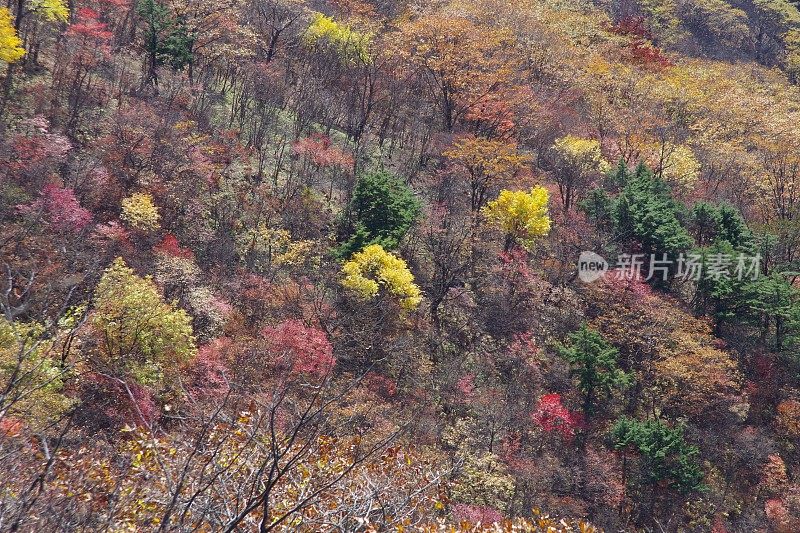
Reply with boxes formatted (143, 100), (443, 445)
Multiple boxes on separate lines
(5, 0), (800, 530)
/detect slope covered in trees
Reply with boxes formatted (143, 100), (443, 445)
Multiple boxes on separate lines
(3, 0), (800, 530)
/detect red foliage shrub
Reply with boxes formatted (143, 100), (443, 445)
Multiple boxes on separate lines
(531, 393), (582, 440)
(465, 93), (516, 137)
(67, 8), (113, 42)
(601, 269), (653, 298)
(154, 233), (194, 259)
(611, 16), (652, 39)
(292, 133), (354, 170)
(261, 320), (336, 379)
(508, 332), (539, 359)
(626, 40), (673, 69)
(90, 221), (133, 257)
(0, 417), (24, 438)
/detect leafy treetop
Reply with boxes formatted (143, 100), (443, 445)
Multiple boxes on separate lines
(91, 257), (196, 386)
(483, 186), (551, 251)
(0, 8), (24, 64)
(340, 244), (422, 311)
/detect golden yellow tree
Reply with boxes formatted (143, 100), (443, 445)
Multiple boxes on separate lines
(0, 8), (24, 64)
(483, 186), (551, 250)
(340, 244), (422, 311)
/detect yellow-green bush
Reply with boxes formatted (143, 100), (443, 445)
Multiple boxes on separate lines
(120, 193), (160, 231)
(304, 12), (373, 63)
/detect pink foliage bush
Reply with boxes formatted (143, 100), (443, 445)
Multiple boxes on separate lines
(497, 248), (535, 282)
(456, 373), (476, 401)
(601, 269), (653, 297)
(508, 332), (539, 359)
(262, 320), (335, 379)
(91, 221), (131, 245)
(765, 498), (791, 532)
(451, 503), (503, 525)
(77, 374), (158, 430)
(9, 133), (71, 176)
(363, 372), (398, 398)
(184, 338), (232, 399)
(20, 184), (92, 233)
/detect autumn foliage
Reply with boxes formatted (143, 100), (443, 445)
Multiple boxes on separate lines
(4, 0), (800, 530)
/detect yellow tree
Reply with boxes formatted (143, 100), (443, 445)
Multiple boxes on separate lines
(637, 141), (701, 192)
(340, 244), (422, 311)
(0, 0), (66, 115)
(444, 135), (530, 211)
(0, 318), (75, 428)
(120, 192), (161, 231)
(483, 186), (551, 251)
(0, 8), (24, 65)
(14, 0), (67, 24)
(304, 12), (373, 64)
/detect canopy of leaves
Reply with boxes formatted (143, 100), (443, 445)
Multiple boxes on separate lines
(0, 8), (24, 64)
(483, 186), (551, 250)
(120, 192), (160, 231)
(660, 144), (700, 190)
(340, 244), (422, 311)
(0, 319), (75, 428)
(304, 12), (372, 63)
(552, 136), (609, 176)
(30, 0), (69, 22)
(531, 393), (581, 440)
(20, 184), (93, 233)
(91, 258), (196, 385)
(444, 136), (530, 211)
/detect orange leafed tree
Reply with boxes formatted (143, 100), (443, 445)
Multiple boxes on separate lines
(443, 135), (530, 211)
(395, 14), (520, 132)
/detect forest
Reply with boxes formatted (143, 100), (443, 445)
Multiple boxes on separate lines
(4, 0), (800, 530)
